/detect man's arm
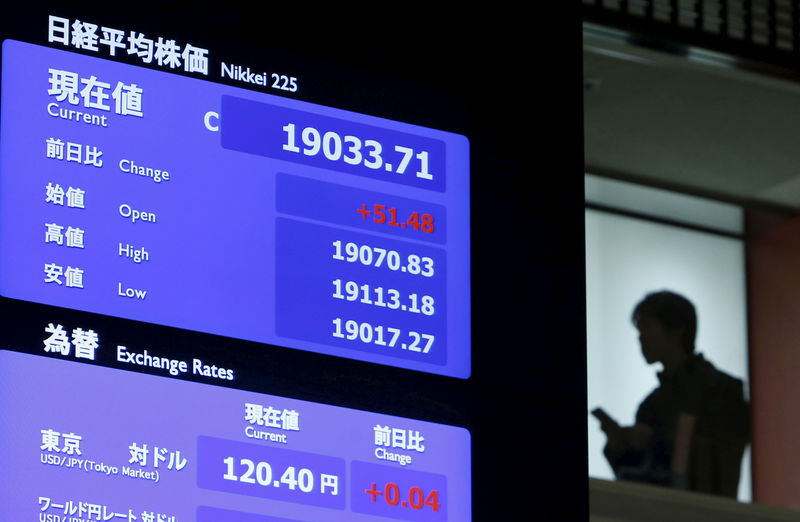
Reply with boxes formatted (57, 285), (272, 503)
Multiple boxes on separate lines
(604, 423), (655, 476)
(593, 408), (654, 472)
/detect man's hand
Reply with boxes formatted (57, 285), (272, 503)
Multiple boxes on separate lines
(604, 423), (654, 459)
(592, 407), (619, 433)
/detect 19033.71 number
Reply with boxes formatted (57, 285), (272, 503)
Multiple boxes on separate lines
(282, 123), (433, 180)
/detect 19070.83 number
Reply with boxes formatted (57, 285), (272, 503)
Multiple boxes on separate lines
(332, 240), (434, 277)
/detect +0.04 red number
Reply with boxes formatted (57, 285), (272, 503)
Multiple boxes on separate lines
(356, 204), (435, 233)
(365, 482), (441, 512)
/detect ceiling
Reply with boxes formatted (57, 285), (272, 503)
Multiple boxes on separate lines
(584, 24), (800, 211)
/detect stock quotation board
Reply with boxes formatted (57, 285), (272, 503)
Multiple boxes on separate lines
(0, 351), (471, 521)
(0, 37), (471, 379)
(0, 10), (492, 521)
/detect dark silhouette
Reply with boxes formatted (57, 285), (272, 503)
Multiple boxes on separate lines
(593, 290), (750, 498)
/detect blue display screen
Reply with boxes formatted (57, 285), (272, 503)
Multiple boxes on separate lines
(0, 351), (471, 521)
(0, 40), (471, 378)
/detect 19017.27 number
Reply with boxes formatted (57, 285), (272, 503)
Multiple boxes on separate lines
(332, 318), (434, 353)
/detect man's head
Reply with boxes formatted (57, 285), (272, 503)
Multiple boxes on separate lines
(632, 291), (697, 364)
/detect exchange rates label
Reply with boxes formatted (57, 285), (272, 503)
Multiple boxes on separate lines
(0, 40), (471, 378)
(0, 351), (472, 521)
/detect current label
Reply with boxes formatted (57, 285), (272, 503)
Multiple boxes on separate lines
(0, 40), (471, 378)
(0, 351), (471, 521)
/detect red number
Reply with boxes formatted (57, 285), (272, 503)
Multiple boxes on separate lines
(409, 486), (424, 509)
(421, 214), (434, 233)
(387, 207), (400, 227)
(374, 204), (387, 224)
(407, 212), (421, 231)
(364, 205), (434, 234)
(425, 490), (441, 512)
(365, 482), (382, 502)
(385, 482), (400, 506)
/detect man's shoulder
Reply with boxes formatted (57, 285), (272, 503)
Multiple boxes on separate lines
(692, 355), (751, 441)
(693, 355), (744, 395)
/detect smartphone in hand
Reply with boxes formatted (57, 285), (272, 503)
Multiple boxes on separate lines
(591, 407), (618, 431)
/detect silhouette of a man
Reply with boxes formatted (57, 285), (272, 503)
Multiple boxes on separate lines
(595, 291), (749, 498)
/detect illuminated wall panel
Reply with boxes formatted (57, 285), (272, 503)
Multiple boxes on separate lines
(0, 39), (470, 378)
(0, 351), (470, 521)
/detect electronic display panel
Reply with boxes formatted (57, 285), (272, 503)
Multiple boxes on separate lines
(0, 5), (587, 521)
(0, 350), (471, 521)
(0, 35), (470, 378)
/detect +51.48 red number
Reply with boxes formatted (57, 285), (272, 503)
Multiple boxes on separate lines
(356, 204), (434, 233)
(365, 481), (441, 512)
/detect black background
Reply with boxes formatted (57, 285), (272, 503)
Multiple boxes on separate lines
(1, 3), (586, 519)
